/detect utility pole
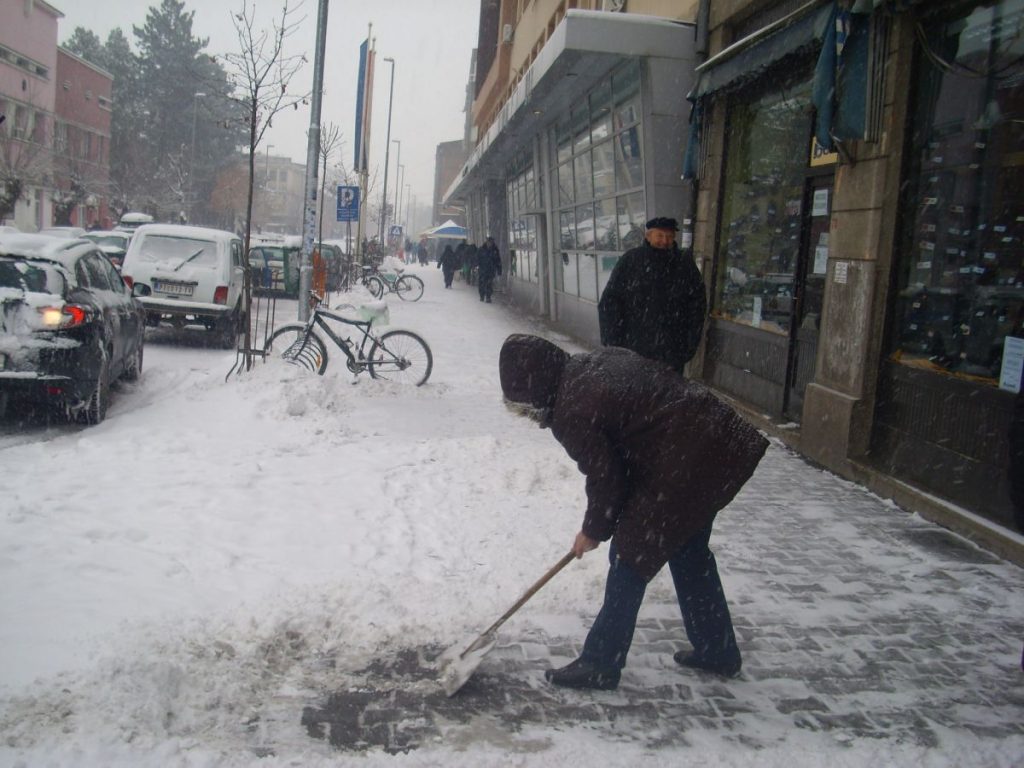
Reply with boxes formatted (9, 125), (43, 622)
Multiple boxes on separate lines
(187, 92), (205, 223)
(298, 0), (329, 321)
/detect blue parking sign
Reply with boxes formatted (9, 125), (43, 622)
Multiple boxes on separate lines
(337, 185), (359, 222)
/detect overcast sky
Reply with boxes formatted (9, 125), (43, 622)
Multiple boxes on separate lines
(54, 0), (480, 228)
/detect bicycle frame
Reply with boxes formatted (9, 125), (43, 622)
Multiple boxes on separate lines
(304, 305), (378, 373)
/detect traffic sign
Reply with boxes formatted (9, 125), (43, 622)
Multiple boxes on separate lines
(337, 185), (359, 222)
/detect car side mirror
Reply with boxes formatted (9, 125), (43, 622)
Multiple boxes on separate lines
(132, 283), (152, 297)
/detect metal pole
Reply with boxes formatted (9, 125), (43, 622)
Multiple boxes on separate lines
(379, 57), (395, 245)
(298, 0), (329, 321)
(396, 164), (405, 236)
(392, 143), (401, 241)
(187, 91), (205, 223)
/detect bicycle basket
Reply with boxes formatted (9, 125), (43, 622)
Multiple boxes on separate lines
(356, 300), (390, 326)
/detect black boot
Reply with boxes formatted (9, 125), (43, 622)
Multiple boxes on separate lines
(673, 650), (741, 678)
(544, 657), (620, 690)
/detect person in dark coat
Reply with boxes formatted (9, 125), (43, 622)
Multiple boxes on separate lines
(438, 244), (458, 288)
(598, 216), (707, 371)
(499, 334), (767, 690)
(477, 236), (502, 303)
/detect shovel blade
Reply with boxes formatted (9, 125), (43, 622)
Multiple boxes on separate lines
(439, 633), (497, 697)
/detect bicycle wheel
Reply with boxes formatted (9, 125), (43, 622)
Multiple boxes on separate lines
(366, 275), (385, 299)
(265, 323), (329, 374)
(395, 274), (424, 301)
(367, 330), (433, 386)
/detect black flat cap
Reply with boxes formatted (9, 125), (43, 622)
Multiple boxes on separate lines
(645, 217), (679, 231)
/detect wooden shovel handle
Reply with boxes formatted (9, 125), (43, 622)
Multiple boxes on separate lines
(477, 550), (575, 639)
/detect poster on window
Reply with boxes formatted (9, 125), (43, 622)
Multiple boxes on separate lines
(1000, 336), (1024, 394)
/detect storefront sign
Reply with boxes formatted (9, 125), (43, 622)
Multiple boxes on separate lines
(1000, 336), (1024, 394)
(810, 137), (838, 167)
(814, 245), (829, 274)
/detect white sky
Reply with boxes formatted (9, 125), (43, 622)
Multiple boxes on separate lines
(53, 0), (480, 220)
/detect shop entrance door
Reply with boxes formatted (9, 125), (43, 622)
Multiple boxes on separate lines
(784, 174), (832, 420)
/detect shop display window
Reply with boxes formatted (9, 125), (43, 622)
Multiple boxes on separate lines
(549, 59), (645, 303)
(893, 0), (1024, 386)
(713, 76), (813, 335)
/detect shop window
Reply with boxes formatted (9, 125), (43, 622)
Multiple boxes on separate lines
(617, 191), (646, 250)
(579, 253), (599, 301)
(595, 197), (618, 251)
(558, 161), (574, 207)
(573, 151), (593, 200)
(713, 76), (813, 335)
(892, 0), (1024, 386)
(560, 208), (576, 250)
(576, 203), (596, 250)
(614, 126), (642, 192)
(593, 138), (615, 197)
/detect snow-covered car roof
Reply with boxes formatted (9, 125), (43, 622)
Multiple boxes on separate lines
(131, 224), (239, 242)
(0, 232), (94, 269)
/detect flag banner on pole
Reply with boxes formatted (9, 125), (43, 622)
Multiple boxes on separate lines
(353, 38), (375, 173)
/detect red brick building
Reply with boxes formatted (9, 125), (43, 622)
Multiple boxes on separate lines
(54, 47), (112, 228)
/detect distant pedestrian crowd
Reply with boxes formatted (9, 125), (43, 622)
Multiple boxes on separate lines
(438, 236), (503, 303)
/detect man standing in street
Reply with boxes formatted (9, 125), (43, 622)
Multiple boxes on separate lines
(477, 236), (502, 303)
(598, 217), (706, 371)
(499, 334), (767, 690)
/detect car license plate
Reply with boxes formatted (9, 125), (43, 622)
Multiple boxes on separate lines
(153, 279), (195, 296)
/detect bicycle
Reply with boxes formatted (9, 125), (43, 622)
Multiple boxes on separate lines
(263, 292), (433, 386)
(361, 264), (424, 301)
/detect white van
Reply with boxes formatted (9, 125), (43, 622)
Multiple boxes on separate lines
(120, 224), (245, 348)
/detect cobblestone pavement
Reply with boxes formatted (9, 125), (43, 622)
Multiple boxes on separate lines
(301, 442), (1024, 756)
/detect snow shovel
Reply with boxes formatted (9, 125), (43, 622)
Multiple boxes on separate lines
(439, 550), (576, 696)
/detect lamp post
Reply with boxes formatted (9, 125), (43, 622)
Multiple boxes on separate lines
(187, 91), (206, 223)
(396, 164), (405, 236)
(379, 57), (395, 244)
(390, 139), (401, 244)
(404, 183), (411, 229)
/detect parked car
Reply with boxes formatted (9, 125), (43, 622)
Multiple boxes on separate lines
(116, 212), (155, 232)
(0, 225), (21, 235)
(37, 226), (87, 239)
(0, 233), (145, 424)
(83, 230), (132, 269)
(120, 224), (245, 348)
(248, 234), (301, 297)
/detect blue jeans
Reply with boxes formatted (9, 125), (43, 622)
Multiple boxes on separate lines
(580, 524), (740, 671)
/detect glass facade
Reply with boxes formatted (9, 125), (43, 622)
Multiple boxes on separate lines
(714, 74), (814, 336)
(506, 149), (542, 284)
(551, 60), (645, 300)
(892, 0), (1024, 387)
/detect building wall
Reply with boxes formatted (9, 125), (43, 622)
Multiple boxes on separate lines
(433, 139), (467, 226)
(0, 0), (61, 230)
(54, 48), (113, 228)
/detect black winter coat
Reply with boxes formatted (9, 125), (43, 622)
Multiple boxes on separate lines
(477, 242), (502, 279)
(598, 243), (707, 370)
(549, 348), (767, 581)
(439, 247), (459, 274)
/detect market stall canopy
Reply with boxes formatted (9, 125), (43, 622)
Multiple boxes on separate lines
(421, 220), (467, 240)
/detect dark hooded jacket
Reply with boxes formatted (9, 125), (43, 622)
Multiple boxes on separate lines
(500, 334), (767, 581)
(477, 239), (502, 279)
(598, 242), (706, 370)
(439, 245), (459, 274)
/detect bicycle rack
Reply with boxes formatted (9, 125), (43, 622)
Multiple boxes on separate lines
(225, 278), (278, 381)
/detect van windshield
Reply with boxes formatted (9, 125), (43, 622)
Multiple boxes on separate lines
(135, 235), (219, 267)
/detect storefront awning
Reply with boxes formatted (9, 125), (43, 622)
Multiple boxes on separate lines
(692, 1), (833, 99)
(445, 9), (697, 204)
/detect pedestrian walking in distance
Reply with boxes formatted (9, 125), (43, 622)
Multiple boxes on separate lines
(439, 244), (459, 289)
(598, 216), (706, 371)
(477, 236), (502, 303)
(499, 334), (767, 690)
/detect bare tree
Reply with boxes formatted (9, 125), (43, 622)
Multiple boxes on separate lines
(221, 0), (308, 367)
(316, 122), (343, 245)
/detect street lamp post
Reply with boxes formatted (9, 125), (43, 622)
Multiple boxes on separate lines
(188, 91), (206, 223)
(404, 183), (411, 230)
(390, 140), (400, 245)
(396, 164), (405, 235)
(379, 57), (395, 245)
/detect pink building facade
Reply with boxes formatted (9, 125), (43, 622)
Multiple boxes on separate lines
(0, 0), (62, 230)
(55, 48), (113, 229)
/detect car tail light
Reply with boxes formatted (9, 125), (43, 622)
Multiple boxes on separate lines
(39, 304), (89, 329)
(122, 275), (134, 289)
(213, 286), (229, 305)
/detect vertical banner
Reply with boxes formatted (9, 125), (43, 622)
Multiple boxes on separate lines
(352, 38), (376, 173)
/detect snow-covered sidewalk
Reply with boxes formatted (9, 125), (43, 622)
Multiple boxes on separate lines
(1, 265), (1022, 766)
